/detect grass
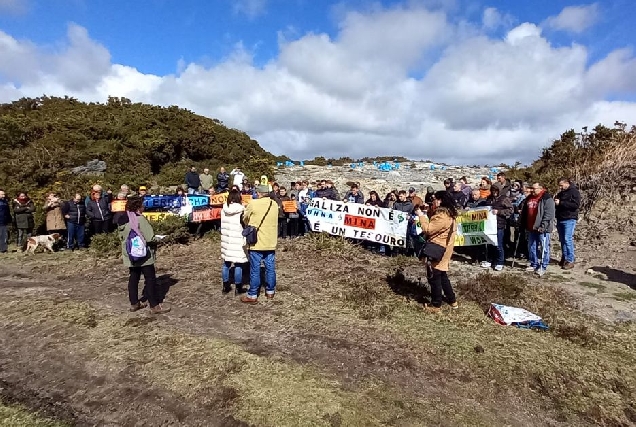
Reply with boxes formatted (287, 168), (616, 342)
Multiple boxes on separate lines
(578, 281), (607, 292)
(0, 400), (67, 427)
(613, 291), (636, 302)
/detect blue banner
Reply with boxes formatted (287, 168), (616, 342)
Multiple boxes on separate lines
(144, 195), (210, 211)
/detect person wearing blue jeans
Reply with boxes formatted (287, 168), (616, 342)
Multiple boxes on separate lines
(67, 221), (86, 250)
(480, 186), (513, 271)
(247, 251), (276, 298)
(554, 178), (581, 269)
(62, 194), (87, 250)
(520, 182), (555, 277)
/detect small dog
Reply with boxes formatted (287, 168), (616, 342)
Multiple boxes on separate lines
(25, 233), (61, 253)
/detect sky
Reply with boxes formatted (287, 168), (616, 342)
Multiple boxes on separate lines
(1, 0), (635, 165)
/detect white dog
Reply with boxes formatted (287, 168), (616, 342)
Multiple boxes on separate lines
(25, 233), (61, 253)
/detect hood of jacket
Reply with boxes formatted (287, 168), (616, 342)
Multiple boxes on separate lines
(223, 202), (244, 216)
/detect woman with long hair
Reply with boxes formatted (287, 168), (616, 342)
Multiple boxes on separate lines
(415, 191), (458, 313)
(479, 177), (492, 199)
(220, 189), (248, 294)
(365, 191), (384, 207)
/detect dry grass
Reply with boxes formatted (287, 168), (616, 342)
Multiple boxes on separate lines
(0, 401), (67, 427)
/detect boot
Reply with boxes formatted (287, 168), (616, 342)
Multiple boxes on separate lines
(222, 281), (232, 294)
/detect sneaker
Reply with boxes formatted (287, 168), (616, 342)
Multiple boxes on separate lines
(423, 304), (441, 314)
(494, 265), (504, 272)
(525, 266), (536, 272)
(150, 303), (171, 314)
(480, 261), (492, 269)
(535, 268), (546, 277)
(450, 302), (459, 310)
(129, 302), (148, 312)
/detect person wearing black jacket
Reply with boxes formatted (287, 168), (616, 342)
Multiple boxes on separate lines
(555, 178), (581, 269)
(86, 190), (112, 234)
(480, 186), (513, 271)
(450, 182), (467, 209)
(185, 166), (201, 194)
(0, 189), (11, 253)
(62, 193), (87, 250)
(216, 167), (230, 192)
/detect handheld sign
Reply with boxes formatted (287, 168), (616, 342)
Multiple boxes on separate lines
(110, 200), (126, 212)
(241, 194), (253, 205)
(210, 192), (229, 206)
(282, 200), (297, 213)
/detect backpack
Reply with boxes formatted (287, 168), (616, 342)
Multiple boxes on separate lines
(125, 212), (147, 262)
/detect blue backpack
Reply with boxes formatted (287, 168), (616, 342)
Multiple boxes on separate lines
(125, 212), (147, 262)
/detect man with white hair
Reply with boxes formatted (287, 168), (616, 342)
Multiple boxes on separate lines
(199, 168), (214, 192)
(241, 185), (279, 304)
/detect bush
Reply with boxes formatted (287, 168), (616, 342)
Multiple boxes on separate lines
(148, 215), (191, 245)
(89, 231), (121, 258)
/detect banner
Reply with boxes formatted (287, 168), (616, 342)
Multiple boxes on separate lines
(143, 195), (209, 210)
(306, 200), (408, 247)
(282, 200), (297, 213)
(143, 211), (176, 222)
(191, 207), (221, 223)
(110, 200), (126, 212)
(454, 208), (498, 246)
(241, 194), (253, 205)
(210, 192), (229, 206)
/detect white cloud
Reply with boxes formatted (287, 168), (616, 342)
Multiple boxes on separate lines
(482, 7), (514, 30)
(543, 3), (600, 34)
(0, 4), (635, 165)
(232, 0), (267, 20)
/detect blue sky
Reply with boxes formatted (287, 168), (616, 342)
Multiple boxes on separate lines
(0, 0), (635, 163)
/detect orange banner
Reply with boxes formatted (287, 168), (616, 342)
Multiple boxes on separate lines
(282, 200), (298, 213)
(191, 208), (221, 222)
(241, 195), (253, 205)
(210, 192), (228, 206)
(110, 200), (126, 212)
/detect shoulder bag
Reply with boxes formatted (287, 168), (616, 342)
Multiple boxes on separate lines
(242, 200), (273, 246)
(418, 219), (455, 262)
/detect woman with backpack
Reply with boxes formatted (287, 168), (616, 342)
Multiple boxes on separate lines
(414, 191), (458, 313)
(117, 196), (170, 314)
(220, 189), (248, 294)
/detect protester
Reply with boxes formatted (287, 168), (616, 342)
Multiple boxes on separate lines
(394, 190), (415, 255)
(450, 182), (467, 209)
(443, 178), (453, 192)
(112, 192), (128, 227)
(118, 196), (169, 314)
(62, 193), (87, 250)
(479, 177), (492, 199)
(217, 167), (230, 192)
(315, 180), (338, 200)
(13, 192), (35, 250)
(326, 181), (340, 200)
(366, 191), (384, 207)
(120, 184), (131, 198)
(289, 182), (299, 199)
(0, 189), (11, 253)
(220, 190), (248, 294)
(415, 191), (458, 313)
(185, 166), (201, 194)
(467, 188), (487, 209)
(520, 182), (555, 277)
(344, 184), (364, 204)
(45, 193), (66, 242)
(241, 185), (280, 304)
(199, 168), (214, 192)
(424, 186), (435, 205)
(508, 180), (526, 258)
(384, 191), (397, 209)
(459, 176), (472, 199)
(298, 181), (310, 201)
(287, 194), (301, 238)
(86, 189), (112, 235)
(555, 178), (581, 269)
(230, 168), (245, 190)
(494, 172), (511, 197)
(138, 186), (148, 198)
(276, 187), (289, 239)
(408, 187), (424, 207)
(481, 186), (513, 271)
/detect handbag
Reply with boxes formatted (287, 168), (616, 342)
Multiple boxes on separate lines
(418, 219), (455, 262)
(242, 200), (274, 246)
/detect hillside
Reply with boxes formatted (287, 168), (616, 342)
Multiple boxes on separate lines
(0, 96), (275, 199)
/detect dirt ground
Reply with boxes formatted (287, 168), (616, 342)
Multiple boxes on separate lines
(0, 232), (635, 426)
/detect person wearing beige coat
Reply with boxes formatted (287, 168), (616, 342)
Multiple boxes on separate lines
(416, 191), (459, 312)
(45, 194), (67, 233)
(241, 185), (279, 304)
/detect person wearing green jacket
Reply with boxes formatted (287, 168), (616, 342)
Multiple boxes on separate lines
(199, 168), (214, 192)
(117, 196), (170, 314)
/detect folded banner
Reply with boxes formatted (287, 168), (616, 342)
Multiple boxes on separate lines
(454, 207), (498, 246)
(143, 195), (209, 210)
(306, 200), (408, 247)
(191, 207), (221, 223)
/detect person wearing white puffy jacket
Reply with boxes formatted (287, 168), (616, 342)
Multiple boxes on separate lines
(221, 189), (248, 294)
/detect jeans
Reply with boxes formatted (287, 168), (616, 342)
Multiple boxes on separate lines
(557, 219), (577, 263)
(17, 228), (31, 248)
(247, 250), (276, 298)
(0, 225), (7, 252)
(67, 222), (86, 249)
(494, 228), (505, 266)
(222, 261), (244, 284)
(428, 269), (456, 308)
(527, 231), (550, 270)
(92, 220), (109, 235)
(128, 265), (159, 307)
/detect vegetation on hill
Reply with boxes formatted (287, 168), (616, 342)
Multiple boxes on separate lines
(0, 96), (275, 201)
(511, 122), (636, 216)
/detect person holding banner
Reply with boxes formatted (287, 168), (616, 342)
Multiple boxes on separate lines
(480, 186), (513, 271)
(220, 190), (248, 294)
(415, 191), (459, 313)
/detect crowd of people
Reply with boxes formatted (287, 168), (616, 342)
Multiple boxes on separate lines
(0, 165), (581, 314)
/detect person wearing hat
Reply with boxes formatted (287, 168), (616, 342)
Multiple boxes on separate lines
(241, 184), (280, 304)
(408, 187), (423, 208)
(138, 186), (148, 199)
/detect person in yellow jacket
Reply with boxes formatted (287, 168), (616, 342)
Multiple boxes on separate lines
(241, 185), (280, 304)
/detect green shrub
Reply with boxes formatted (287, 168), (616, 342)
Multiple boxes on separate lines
(148, 215), (191, 245)
(89, 231), (121, 258)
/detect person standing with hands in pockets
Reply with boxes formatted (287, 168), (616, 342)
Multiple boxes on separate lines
(554, 178), (581, 269)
